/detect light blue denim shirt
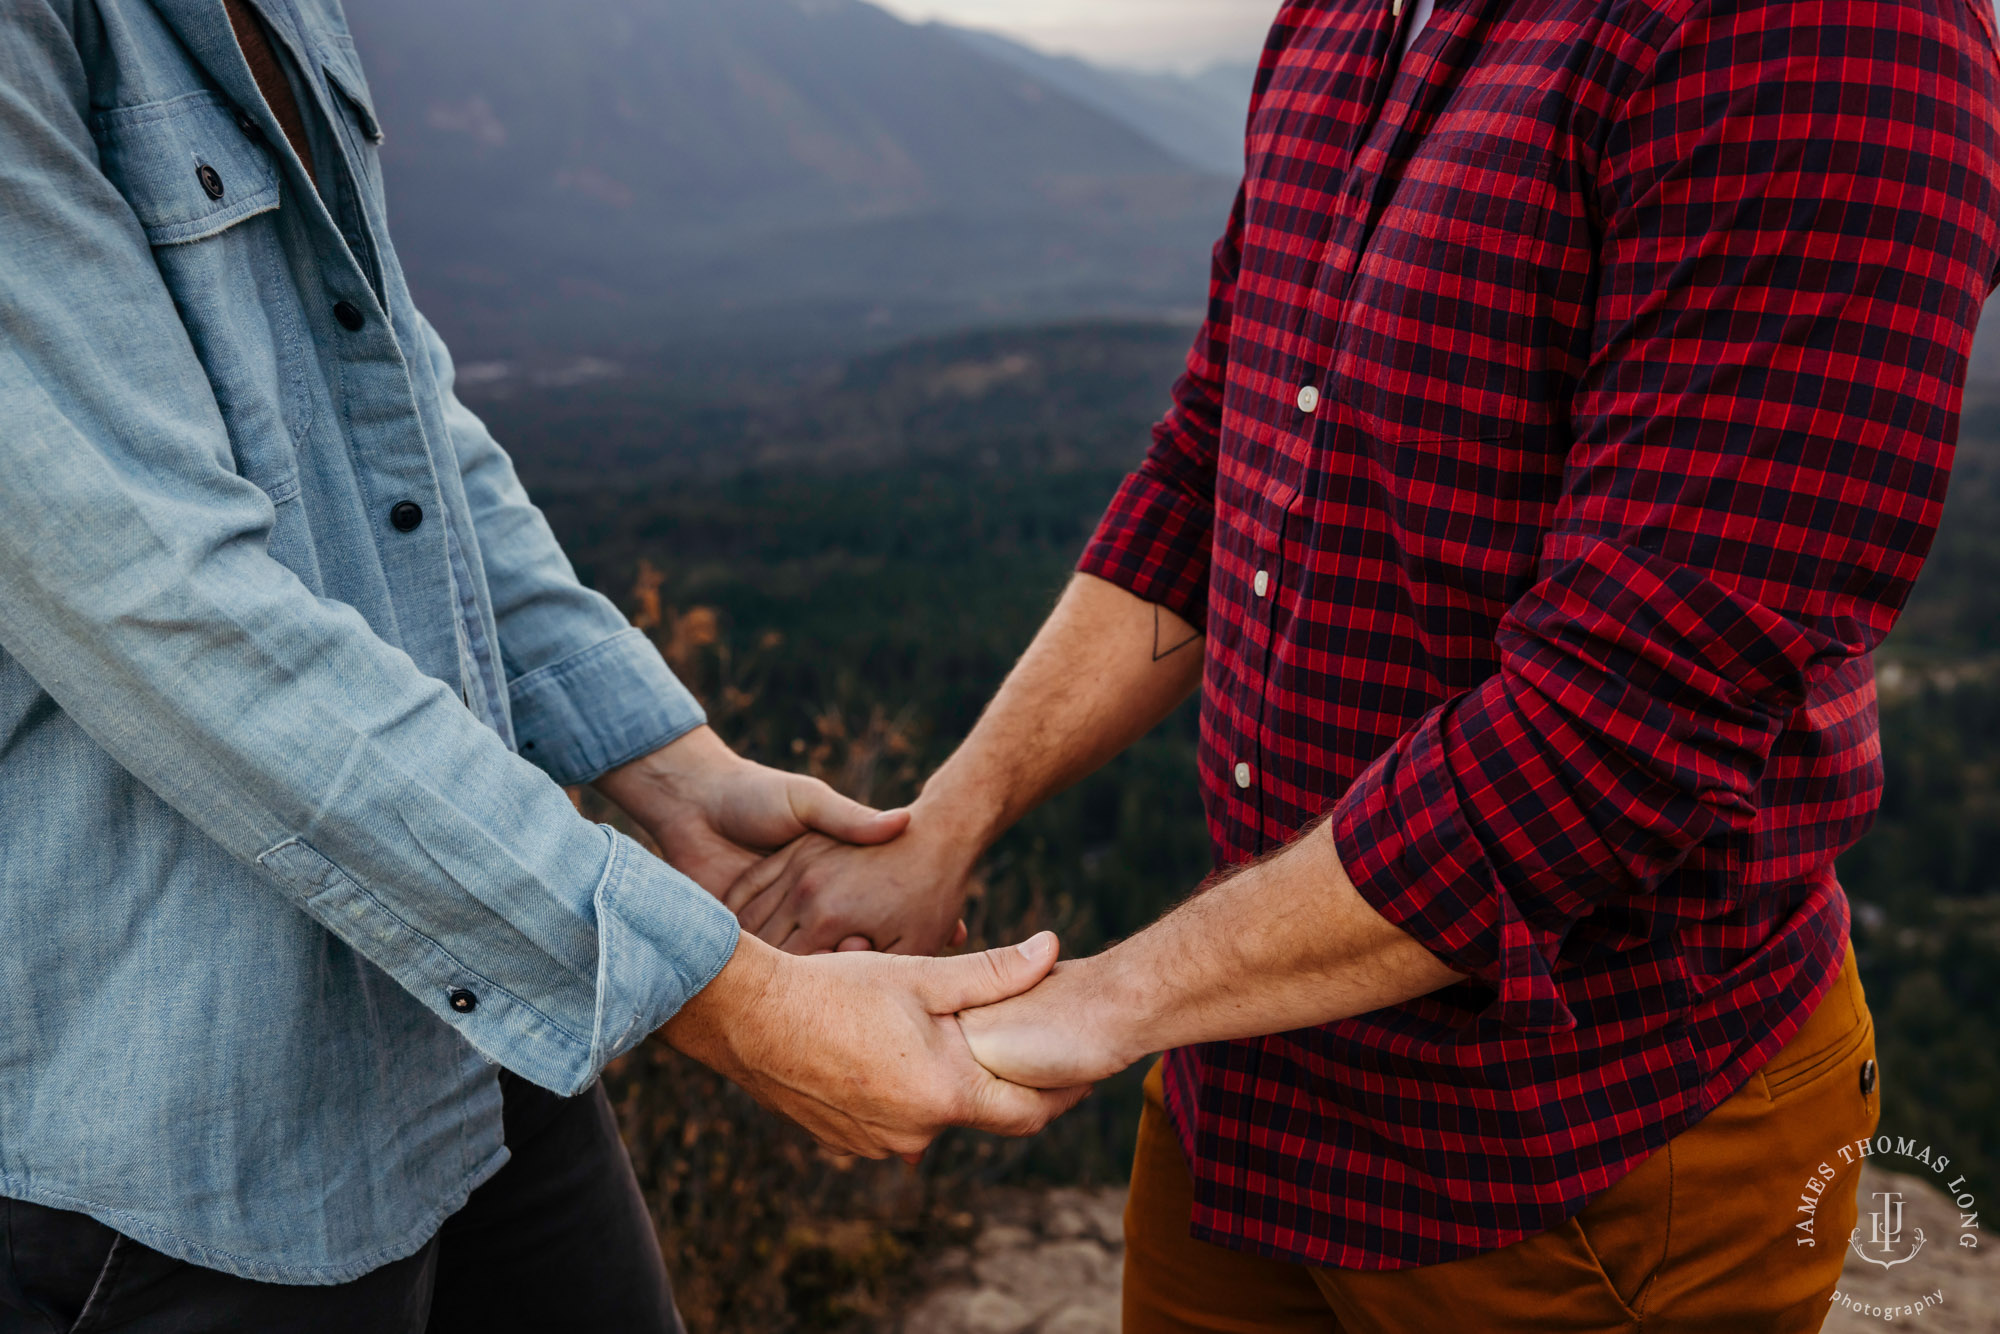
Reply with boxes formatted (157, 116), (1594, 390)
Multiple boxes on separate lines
(0, 0), (742, 1284)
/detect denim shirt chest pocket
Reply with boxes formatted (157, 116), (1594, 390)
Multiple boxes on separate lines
(91, 90), (316, 507)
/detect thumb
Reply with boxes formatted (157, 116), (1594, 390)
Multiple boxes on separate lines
(914, 931), (1058, 1015)
(787, 778), (910, 846)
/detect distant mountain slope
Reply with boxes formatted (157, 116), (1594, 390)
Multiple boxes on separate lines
(339, 0), (1235, 360)
(1973, 300), (2000, 397)
(473, 320), (1196, 484)
(945, 26), (1256, 178)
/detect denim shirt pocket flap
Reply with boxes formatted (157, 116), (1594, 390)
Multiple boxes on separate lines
(321, 41), (385, 143)
(93, 91), (281, 247)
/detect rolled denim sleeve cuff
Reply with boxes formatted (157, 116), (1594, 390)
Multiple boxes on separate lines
(583, 828), (741, 1081)
(265, 826), (738, 1097)
(1329, 711), (1577, 1035)
(508, 629), (706, 786)
(1077, 467), (1214, 626)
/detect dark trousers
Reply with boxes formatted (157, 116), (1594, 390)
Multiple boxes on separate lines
(0, 1074), (683, 1333)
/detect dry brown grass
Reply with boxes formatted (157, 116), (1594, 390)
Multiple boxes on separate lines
(588, 573), (1027, 1329)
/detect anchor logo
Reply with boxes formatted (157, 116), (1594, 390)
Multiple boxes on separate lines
(1849, 1190), (1927, 1269)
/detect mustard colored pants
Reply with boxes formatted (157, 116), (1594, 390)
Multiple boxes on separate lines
(1123, 947), (1879, 1333)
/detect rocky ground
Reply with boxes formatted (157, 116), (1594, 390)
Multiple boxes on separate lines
(898, 1187), (1125, 1334)
(898, 1168), (1994, 1332)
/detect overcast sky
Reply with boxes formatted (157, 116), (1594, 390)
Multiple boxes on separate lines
(872, 0), (1277, 70)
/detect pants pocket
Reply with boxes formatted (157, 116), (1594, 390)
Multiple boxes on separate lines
(1763, 1015), (1872, 1102)
(63, 1235), (141, 1334)
(1760, 943), (1873, 1104)
(0, 1198), (117, 1334)
(1565, 1215), (1647, 1327)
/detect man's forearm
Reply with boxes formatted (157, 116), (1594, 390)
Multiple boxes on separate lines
(723, 574), (1203, 953)
(914, 572), (1203, 855)
(1105, 826), (1462, 1054)
(958, 823), (1463, 1087)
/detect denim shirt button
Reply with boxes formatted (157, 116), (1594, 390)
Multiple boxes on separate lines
(233, 110), (264, 143)
(389, 501), (424, 533)
(333, 301), (366, 332)
(196, 163), (224, 200)
(447, 989), (478, 1015)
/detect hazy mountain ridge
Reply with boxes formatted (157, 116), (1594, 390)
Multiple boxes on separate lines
(942, 26), (1256, 177)
(340, 0), (1237, 360)
(1973, 304), (2000, 396)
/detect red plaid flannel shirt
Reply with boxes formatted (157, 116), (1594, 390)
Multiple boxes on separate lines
(1078, 0), (2000, 1270)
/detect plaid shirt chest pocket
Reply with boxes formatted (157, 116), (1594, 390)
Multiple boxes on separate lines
(1334, 130), (1556, 444)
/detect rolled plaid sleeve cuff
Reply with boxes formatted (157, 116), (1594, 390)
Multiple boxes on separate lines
(1329, 710), (1577, 1035)
(508, 628), (706, 786)
(1076, 467), (1215, 625)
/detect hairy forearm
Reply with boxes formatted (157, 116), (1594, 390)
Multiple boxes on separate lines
(915, 573), (1203, 853)
(1107, 825), (1461, 1056)
(959, 823), (1463, 1085)
(722, 576), (1202, 954)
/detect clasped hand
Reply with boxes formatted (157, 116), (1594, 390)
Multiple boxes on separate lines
(719, 806), (1144, 1096)
(663, 930), (1097, 1160)
(596, 727), (1105, 1156)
